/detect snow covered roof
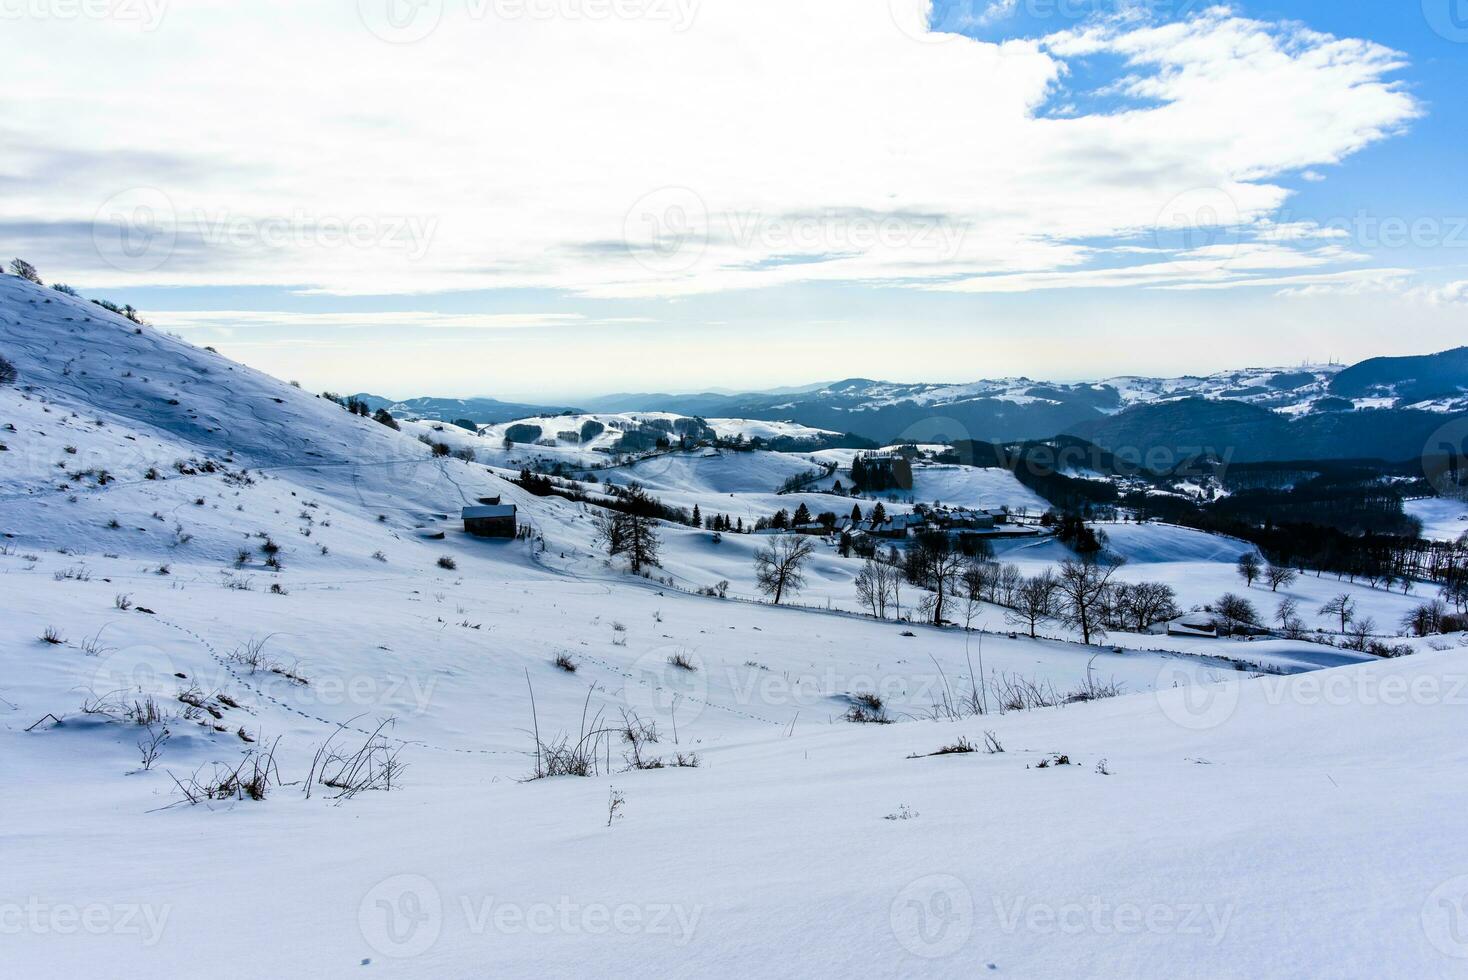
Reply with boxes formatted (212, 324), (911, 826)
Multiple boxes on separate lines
(463, 505), (517, 520)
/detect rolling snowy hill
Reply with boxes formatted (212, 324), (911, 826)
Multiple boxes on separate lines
(3, 274), (1466, 978)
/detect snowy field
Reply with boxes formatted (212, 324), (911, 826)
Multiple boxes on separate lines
(1407, 496), (1468, 543)
(3, 275), (1467, 978)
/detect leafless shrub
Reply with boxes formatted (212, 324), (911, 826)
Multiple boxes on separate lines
(306, 719), (406, 800)
(524, 677), (612, 780)
(983, 730), (1004, 754)
(137, 726), (170, 771)
(845, 705), (892, 725)
(607, 788), (626, 827)
(269, 661), (309, 686)
(553, 652), (578, 673)
(1068, 657), (1121, 704)
(220, 572), (254, 591)
(79, 627), (114, 657)
(114, 593), (133, 611)
(169, 739), (283, 805)
(619, 710), (662, 770)
(991, 673), (1063, 713)
(437, 555), (457, 571)
(41, 626), (64, 645)
(844, 691), (890, 724)
(230, 635), (277, 673)
(667, 651), (697, 672)
(935, 737), (976, 756)
(78, 691), (167, 727)
(177, 685), (223, 719)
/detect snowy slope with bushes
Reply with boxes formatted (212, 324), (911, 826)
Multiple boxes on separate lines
(2, 274), (1466, 978)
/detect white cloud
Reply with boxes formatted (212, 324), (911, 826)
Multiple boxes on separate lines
(0, 1), (1420, 299)
(149, 311), (596, 331)
(1418, 280), (1468, 306)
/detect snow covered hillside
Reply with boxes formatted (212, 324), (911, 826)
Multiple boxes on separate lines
(3, 274), (1466, 978)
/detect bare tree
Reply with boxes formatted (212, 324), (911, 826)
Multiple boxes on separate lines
(8, 258), (41, 284)
(1344, 616), (1377, 651)
(1214, 593), (1259, 636)
(1276, 596), (1305, 638)
(1118, 581), (1180, 632)
(754, 536), (816, 605)
(997, 563), (1024, 607)
(1319, 594), (1356, 633)
(1442, 579), (1468, 615)
(856, 559), (898, 619)
(1264, 563), (1298, 592)
(1236, 552), (1263, 588)
(963, 560), (1000, 604)
(1006, 571), (1057, 638)
(1055, 556), (1127, 645)
(925, 551), (968, 625)
(1402, 599), (1448, 637)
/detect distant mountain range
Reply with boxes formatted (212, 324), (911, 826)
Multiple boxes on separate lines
(365, 347), (1468, 463)
(353, 394), (576, 426)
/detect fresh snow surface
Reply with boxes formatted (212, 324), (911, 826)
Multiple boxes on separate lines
(2, 275), (1465, 978)
(1407, 496), (1468, 543)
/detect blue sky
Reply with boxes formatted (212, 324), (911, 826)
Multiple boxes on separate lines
(4, 0), (1465, 399)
